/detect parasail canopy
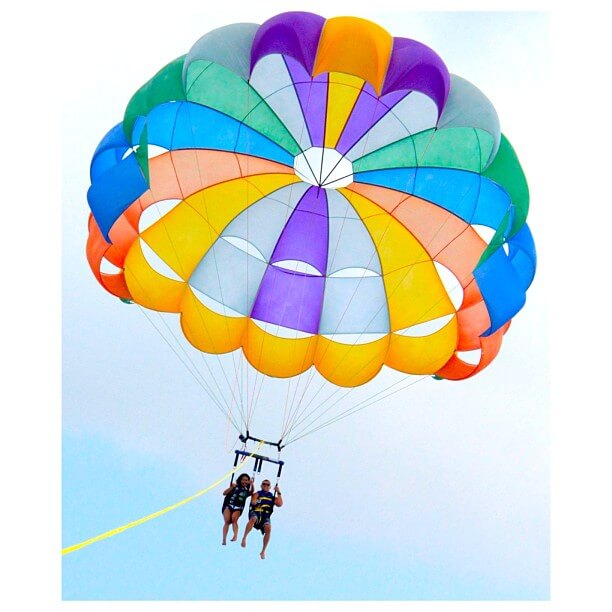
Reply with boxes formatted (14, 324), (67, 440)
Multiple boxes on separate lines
(85, 12), (536, 445)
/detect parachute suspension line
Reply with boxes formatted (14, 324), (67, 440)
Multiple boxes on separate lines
(229, 445), (240, 486)
(279, 389), (294, 444)
(225, 420), (242, 454)
(243, 66), (337, 442)
(222, 344), (250, 436)
(284, 224), (495, 443)
(281, 155), (482, 442)
(250, 370), (270, 425)
(280, 248), (460, 443)
(280, 366), (312, 441)
(178, 246), (246, 429)
(245, 105), (250, 433)
(242, 75), (254, 431)
(285, 375), (430, 447)
(280, 366), (318, 440)
(241, 79), (323, 437)
(286, 248), (454, 435)
(127, 263), (233, 419)
(278, 95), (398, 439)
(246, 343), (272, 428)
(283, 243), (471, 440)
(283, 382), (357, 441)
(61, 440), (264, 556)
(240, 70), (321, 440)
(331, 379), (429, 429)
(281, 207), (403, 436)
(239, 358), (249, 433)
(228, 435), (249, 485)
(281, 344), (348, 437)
(278, 187), (362, 437)
(276, 319), (310, 440)
(285, 344), (418, 440)
(300, 89), (454, 441)
(186, 218), (246, 422)
(278, 155), (346, 434)
(270, 73), (323, 441)
(245, 355), (266, 432)
(278, 307), (311, 439)
(238, 171), (305, 437)
(131, 303), (208, 394)
(284, 371), (422, 445)
(315, 81), (377, 189)
(228, 357), (243, 435)
(279, 92), (378, 433)
(139, 145), (247, 431)
(241, 71), (266, 437)
(180, 105), (248, 429)
(222, 357), (247, 437)
(132, 299), (241, 433)
(279, 373), (295, 439)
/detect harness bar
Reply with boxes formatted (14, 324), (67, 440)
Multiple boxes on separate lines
(234, 450), (284, 478)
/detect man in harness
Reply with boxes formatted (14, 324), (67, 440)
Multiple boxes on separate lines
(240, 479), (283, 559)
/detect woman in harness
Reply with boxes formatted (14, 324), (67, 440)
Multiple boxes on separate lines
(240, 479), (283, 559)
(221, 473), (254, 545)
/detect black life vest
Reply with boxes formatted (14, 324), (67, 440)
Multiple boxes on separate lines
(223, 485), (250, 510)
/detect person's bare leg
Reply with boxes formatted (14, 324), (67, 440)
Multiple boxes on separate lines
(260, 524), (271, 559)
(222, 508), (232, 545)
(230, 510), (241, 541)
(241, 518), (255, 548)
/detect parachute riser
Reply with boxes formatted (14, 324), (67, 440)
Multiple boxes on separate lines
(230, 433), (285, 489)
(239, 431), (284, 452)
(229, 448), (241, 486)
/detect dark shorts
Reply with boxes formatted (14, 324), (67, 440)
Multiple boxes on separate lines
(249, 511), (271, 532)
(222, 503), (244, 516)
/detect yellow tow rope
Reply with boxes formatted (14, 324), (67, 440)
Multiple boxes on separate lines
(62, 441), (263, 556)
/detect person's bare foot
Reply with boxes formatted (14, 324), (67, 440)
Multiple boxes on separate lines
(230, 536), (237, 542)
(260, 551), (266, 559)
(222, 541), (226, 545)
(241, 539), (246, 548)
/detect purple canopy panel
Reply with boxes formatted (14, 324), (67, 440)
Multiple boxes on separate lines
(286, 57), (328, 148)
(250, 11), (326, 75)
(336, 85), (409, 154)
(381, 37), (450, 114)
(250, 187), (329, 334)
(270, 187), (329, 274)
(250, 267), (325, 334)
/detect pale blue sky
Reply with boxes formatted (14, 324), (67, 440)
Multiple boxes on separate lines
(60, 3), (551, 602)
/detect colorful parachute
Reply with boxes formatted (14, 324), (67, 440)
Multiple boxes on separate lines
(86, 12), (536, 439)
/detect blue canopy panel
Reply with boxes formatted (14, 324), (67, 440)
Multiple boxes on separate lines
(475, 222), (536, 335)
(353, 167), (515, 238)
(507, 223), (537, 290)
(129, 101), (295, 167)
(89, 122), (132, 182)
(87, 123), (148, 241)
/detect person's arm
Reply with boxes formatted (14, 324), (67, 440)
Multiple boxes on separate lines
(251, 492), (260, 505)
(248, 478), (255, 495)
(222, 483), (236, 495)
(274, 485), (283, 507)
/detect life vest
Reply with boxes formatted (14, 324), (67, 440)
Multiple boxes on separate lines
(223, 485), (250, 510)
(251, 490), (275, 516)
